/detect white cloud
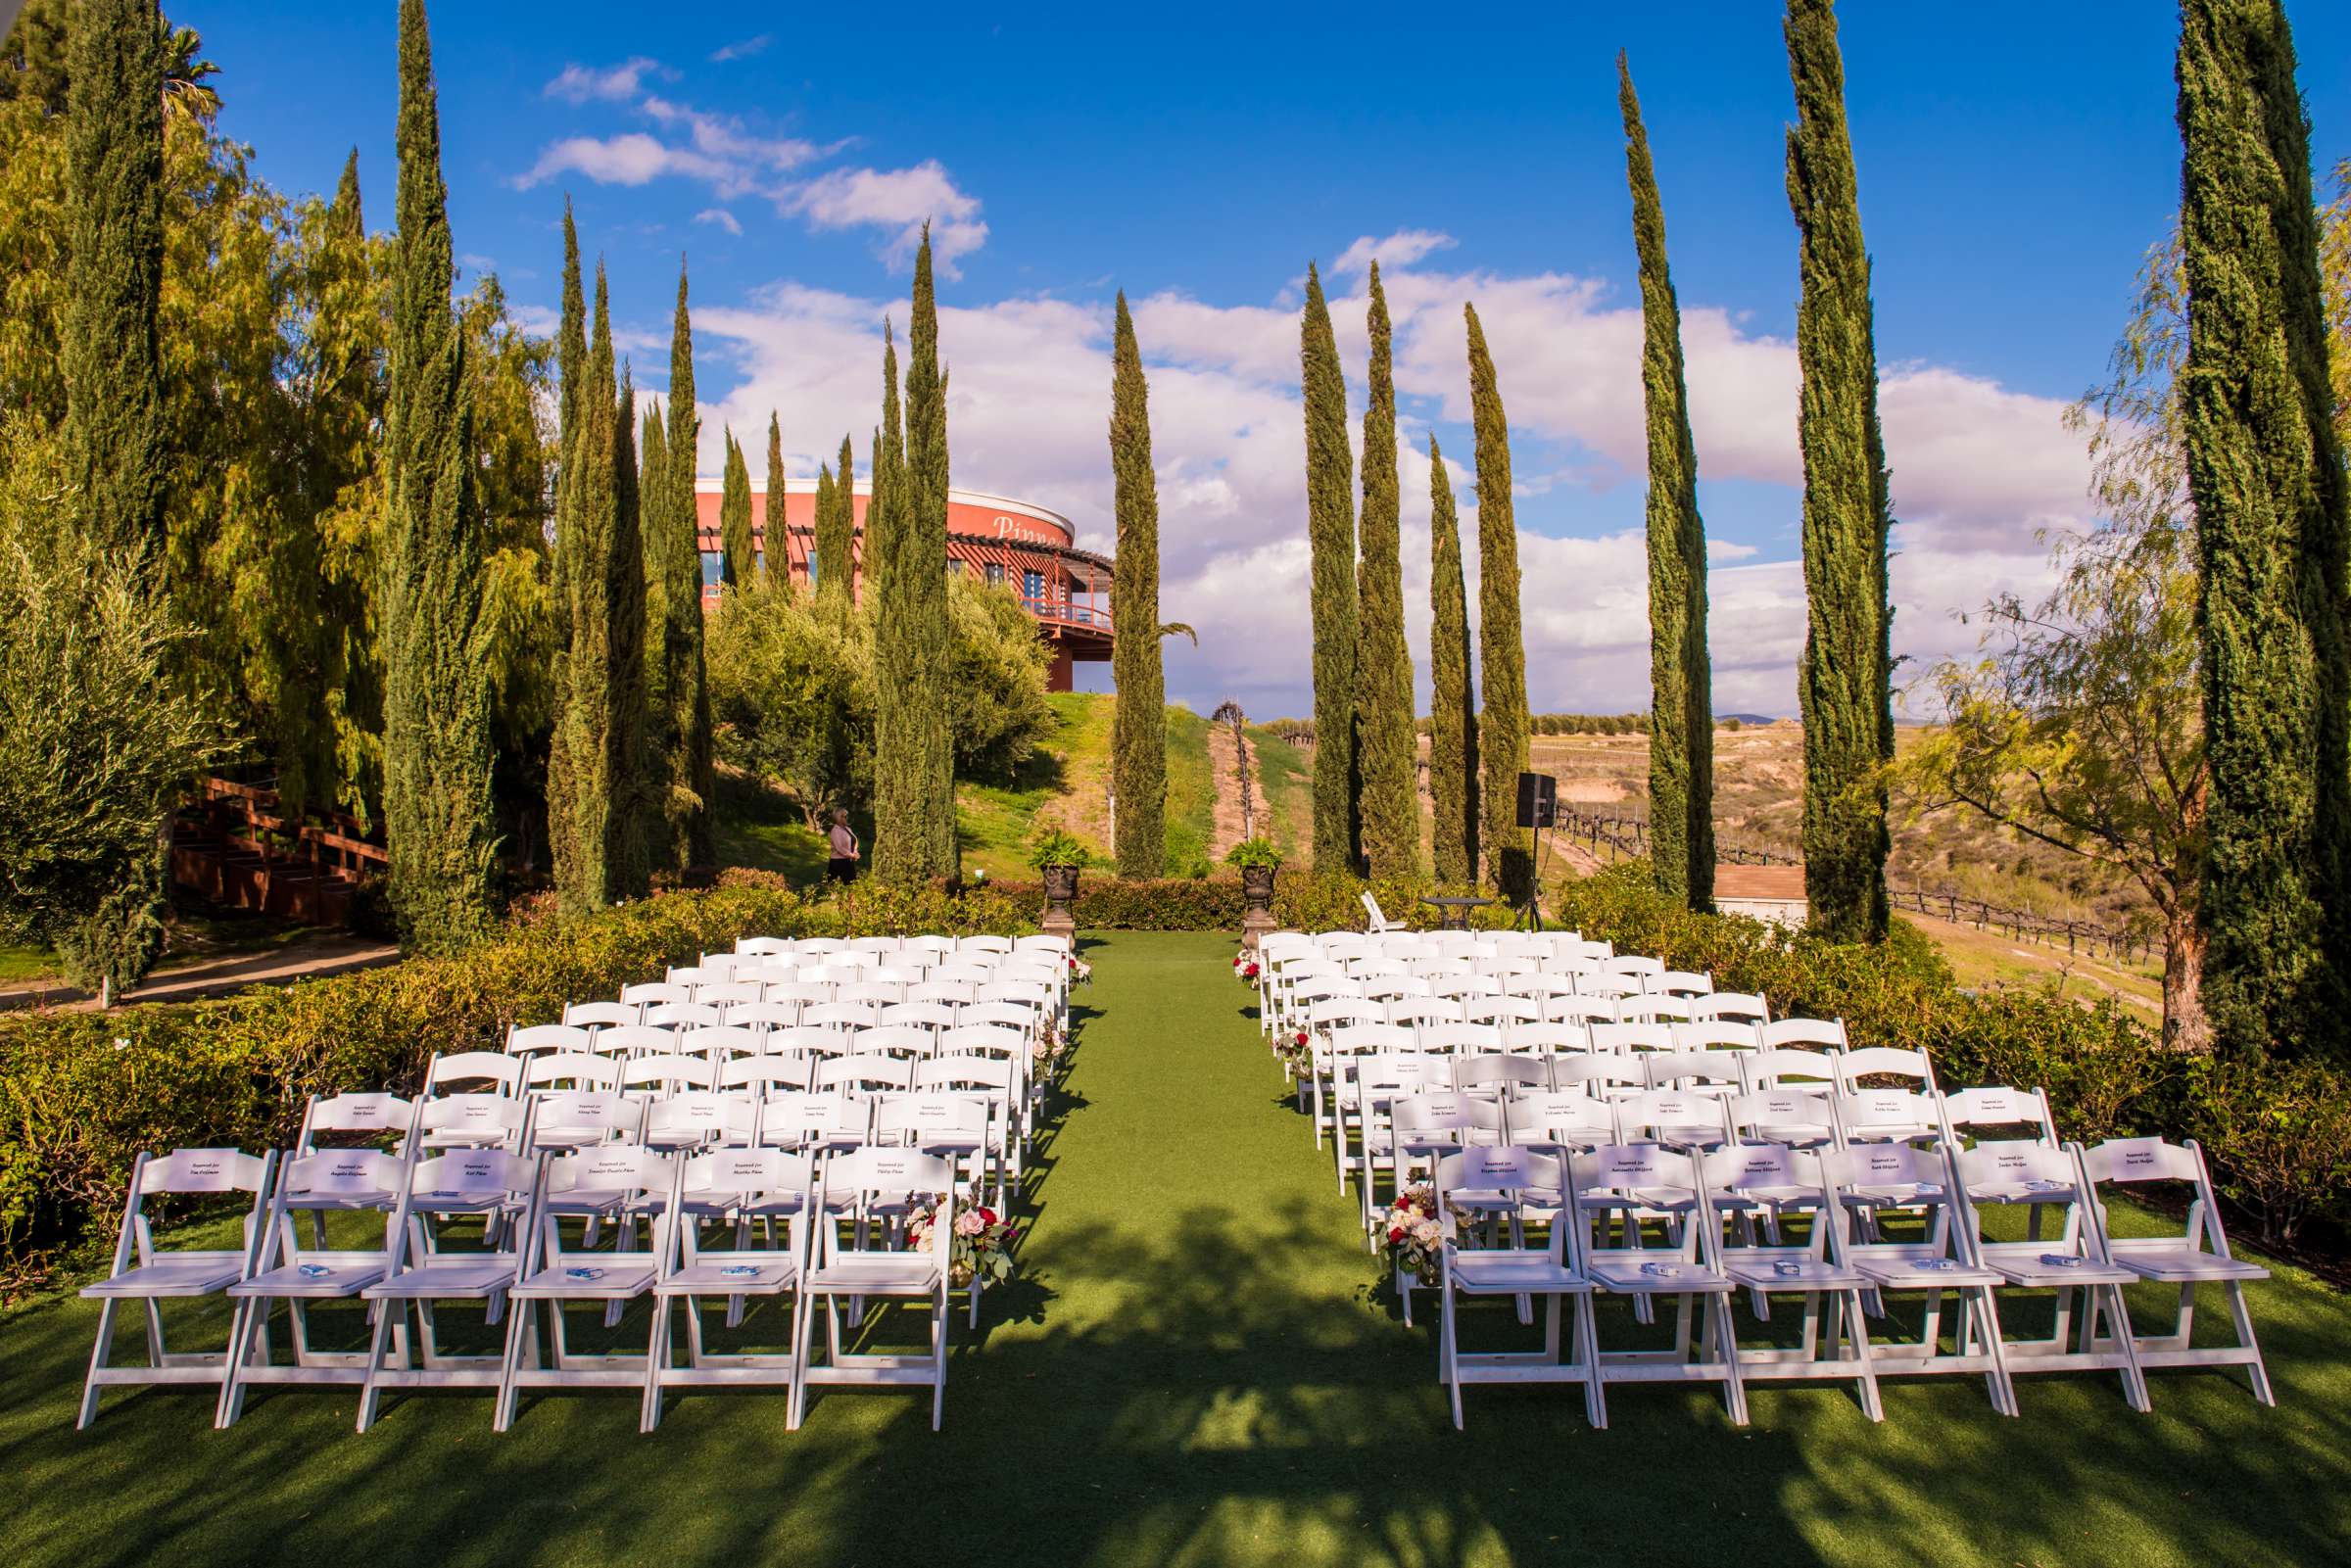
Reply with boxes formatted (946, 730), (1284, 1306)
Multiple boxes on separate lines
(685, 253), (2087, 719)
(710, 35), (771, 63)
(519, 132), (721, 189)
(1331, 229), (1457, 276)
(544, 58), (662, 105)
(777, 162), (988, 277)
(695, 207), (744, 236)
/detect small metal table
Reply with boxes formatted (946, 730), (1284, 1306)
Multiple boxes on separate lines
(1418, 895), (1494, 931)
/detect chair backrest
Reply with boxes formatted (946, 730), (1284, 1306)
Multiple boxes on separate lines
(1690, 991), (1770, 1024)
(816, 1150), (957, 1252)
(404, 1148), (536, 1207)
(620, 1053), (717, 1096)
(298, 1091), (414, 1151)
(724, 1000), (801, 1032)
(1940, 1084), (2059, 1144)
(1670, 1021), (1762, 1054)
(915, 1056), (1016, 1098)
(621, 981), (690, 1007)
(1463, 994), (1542, 1026)
(1650, 969), (1714, 997)
(1433, 1147), (1564, 1222)
(562, 1001), (638, 1031)
(645, 1090), (757, 1148)
(1760, 1016), (1849, 1053)
(908, 980), (977, 1008)
(527, 1089), (638, 1149)
(1616, 1089), (1728, 1143)
(1506, 1090), (1618, 1149)
(735, 936), (795, 957)
(962, 934), (1014, 956)
(1014, 933), (1070, 958)
(1821, 1140), (1944, 1193)
(1576, 1141), (1698, 1197)
(589, 1023), (675, 1060)
(756, 1092), (870, 1151)
(880, 1001), (958, 1033)
(838, 980), (905, 1007)
(1421, 1022), (1505, 1058)
(682, 1146), (814, 1209)
(938, 1023), (1026, 1061)
(1840, 1046), (1938, 1092)
(1701, 1142), (1820, 1202)
(1836, 1087), (1942, 1143)
(1360, 890), (1392, 931)
(418, 1091), (529, 1148)
(875, 1093), (991, 1151)
(770, 1025), (854, 1060)
(1724, 1088), (1835, 1144)
(1502, 1022), (1589, 1055)
(671, 1025), (758, 1063)
(848, 936), (903, 956)
(961, 1000), (1037, 1035)
(906, 934), (959, 959)
(505, 1024), (588, 1062)
(855, 1023), (936, 1061)
(1384, 996), (1459, 1028)
(696, 980), (765, 1007)
(1427, 974), (1501, 1000)
(795, 937), (847, 958)
(815, 1055), (915, 1095)
(1453, 1053), (1549, 1096)
(1955, 1137), (2077, 1195)
(1328, 1022), (1415, 1057)
(427, 1051), (524, 1096)
(717, 1054), (813, 1096)
(1602, 954), (1664, 980)
(643, 1001), (723, 1031)
(136, 1146), (273, 1198)
(1550, 1055), (1648, 1096)
(797, 1001), (877, 1031)
(1547, 994), (1620, 1025)
(1357, 1052), (1443, 1098)
(665, 966), (716, 988)
(764, 981), (833, 1008)
(1308, 997), (1384, 1031)
(1621, 993), (1695, 1023)
(1391, 1092), (1504, 1150)
(1641, 1050), (1746, 1092)
(280, 1146), (407, 1205)
(524, 1052), (622, 1091)
(1742, 1048), (1838, 1091)
(1590, 1022), (1674, 1054)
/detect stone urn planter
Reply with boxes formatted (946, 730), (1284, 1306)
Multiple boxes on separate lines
(1039, 863), (1080, 941)
(1239, 864), (1277, 949)
(1223, 837), (1284, 950)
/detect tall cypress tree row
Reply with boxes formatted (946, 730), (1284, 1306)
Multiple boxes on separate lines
(905, 228), (956, 877)
(718, 426), (753, 588)
(871, 322), (924, 884)
(1621, 54), (1716, 912)
(545, 212), (589, 895)
(1785, 0), (1893, 943)
(1354, 262), (1417, 879)
(381, 0), (498, 948)
(1301, 261), (1359, 875)
(63, 0), (166, 568)
(550, 262), (640, 910)
(1109, 291), (1167, 879)
(762, 412), (789, 588)
(554, 202), (586, 488)
(639, 397), (670, 724)
(662, 263), (714, 867)
(1426, 434), (1479, 886)
(2179, 0), (2351, 1060)
(1465, 304), (1531, 904)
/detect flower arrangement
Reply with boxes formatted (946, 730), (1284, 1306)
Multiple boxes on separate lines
(1230, 950), (1261, 983)
(1068, 951), (1092, 983)
(906, 1197), (1017, 1290)
(1383, 1183), (1454, 1285)
(1032, 1023), (1071, 1072)
(1273, 1027), (1312, 1073)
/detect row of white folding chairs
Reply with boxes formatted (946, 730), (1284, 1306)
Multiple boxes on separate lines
(1288, 991), (1777, 1043)
(1415, 1130), (2273, 1430)
(522, 1004), (1048, 1058)
(81, 1115), (991, 1432)
(1263, 927), (1611, 966)
(1272, 949), (1710, 993)
(733, 931), (1069, 962)
(612, 969), (1065, 1017)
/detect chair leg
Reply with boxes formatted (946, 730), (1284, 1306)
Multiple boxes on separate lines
(931, 1288), (948, 1431)
(2225, 1282), (2278, 1407)
(77, 1299), (120, 1430)
(355, 1300), (399, 1434)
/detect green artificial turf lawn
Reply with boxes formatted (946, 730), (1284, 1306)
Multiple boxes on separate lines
(3, 930), (2346, 1566)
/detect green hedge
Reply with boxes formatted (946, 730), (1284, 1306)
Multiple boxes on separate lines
(0, 875), (1032, 1288)
(1552, 864), (2351, 1249)
(987, 872), (1520, 934)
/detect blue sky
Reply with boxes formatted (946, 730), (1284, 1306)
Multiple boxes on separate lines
(186, 2), (2351, 718)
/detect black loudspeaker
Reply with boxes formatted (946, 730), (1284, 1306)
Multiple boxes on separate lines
(1515, 771), (1558, 831)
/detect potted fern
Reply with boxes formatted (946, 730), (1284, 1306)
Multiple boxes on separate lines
(1225, 836), (1283, 947)
(1029, 826), (1089, 939)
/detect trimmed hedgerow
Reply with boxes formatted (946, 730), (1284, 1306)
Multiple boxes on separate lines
(985, 873), (1520, 935)
(0, 875), (1032, 1288)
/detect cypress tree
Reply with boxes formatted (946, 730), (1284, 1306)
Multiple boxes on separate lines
(813, 462), (839, 600)
(1465, 304), (1531, 904)
(1355, 262), (1417, 879)
(1621, 53), (1716, 912)
(381, 0), (499, 948)
(554, 202), (586, 483)
(662, 262), (714, 867)
(762, 412), (789, 588)
(545, 212), (587, 895)
(1427, 434), (1479, 885)
(820, 433), (856, 605)
(905, 227), (956, 877)
(871, 322), (923, 885)
(639, 397), (669, 719)
(550, 262), (640, 910)
(2179, 0), (2351, 1059)
(719, 426), (753, 588)
(63, 0), (166, 568)
(609, 358), (650, 899)
(1785, 0), (1893, 943)
(1301, 261), (1359, 875)
(1108, 291), (1167, 879)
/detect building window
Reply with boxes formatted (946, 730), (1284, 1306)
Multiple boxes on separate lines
(1023, 569), (1045, 601)
(699, 550), (721, 588)
(984, 562), (1005, 588)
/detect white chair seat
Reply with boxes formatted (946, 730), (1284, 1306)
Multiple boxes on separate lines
(362, 1259), (519, 1299)
(80, 1256), (244, 1298)
(1719, 1251), (1866, 1290)
(1847, 1249), (2003, 1289)
(656, 1259), (800, 1296)
(1966, 1182), (2078, 1207)
(1586, 1257), (1736, 1294)
(807, 1256), (942, 1294)
(1450, 1251), (1590, 1293)
(511, 1261), (660, 1299)
(231, 1259), (388, 1298)
(2111, 1248), (2268, 1284)
(1977, 1243), (2139, 1288)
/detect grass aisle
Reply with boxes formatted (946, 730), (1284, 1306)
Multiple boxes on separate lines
(0, 930), (2346, 1566)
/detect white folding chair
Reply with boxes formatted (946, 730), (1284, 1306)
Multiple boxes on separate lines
(354, 1147), (537, 1430)
(1698, 1143), (1881, 1419)
(78, 1148), (275, 1428)
(2077, 1137), (2274, 1404)
(794, 1149), (957, 1429)
(646, 1148), (816, 1430)
(1573, 1143), (1748, 1425)
(1434, 1146), (1602, 1429)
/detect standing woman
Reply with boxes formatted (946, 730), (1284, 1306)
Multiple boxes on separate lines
(825, 808), (861, 885)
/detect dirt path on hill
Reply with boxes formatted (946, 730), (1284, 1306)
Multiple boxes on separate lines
(1205, 718), (1262, 858)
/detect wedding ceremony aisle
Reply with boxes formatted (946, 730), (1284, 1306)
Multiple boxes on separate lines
(2, 930), (2345, 1568)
